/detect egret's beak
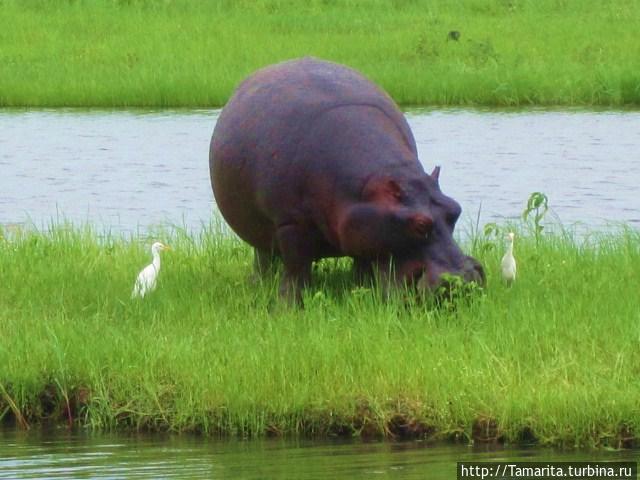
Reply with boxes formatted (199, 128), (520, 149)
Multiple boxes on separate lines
(163, 245), (172, 251)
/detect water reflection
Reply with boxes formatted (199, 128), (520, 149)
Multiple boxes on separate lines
(0, 430), (637, 480)
(0, 109), (639, 235)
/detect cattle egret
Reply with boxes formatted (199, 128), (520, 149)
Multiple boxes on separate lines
(501, 232), (516, 285)
(131, 242), (171, 298)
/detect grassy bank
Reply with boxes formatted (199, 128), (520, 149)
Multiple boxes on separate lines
(1, 0), (639, 107)
(1, 221), (639, 447)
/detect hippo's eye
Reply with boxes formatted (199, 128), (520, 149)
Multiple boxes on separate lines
(410, 215), (433, 238)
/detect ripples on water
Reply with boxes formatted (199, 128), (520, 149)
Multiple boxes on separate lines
(0, 109), (639, 235)
(1, 431), (637, 480)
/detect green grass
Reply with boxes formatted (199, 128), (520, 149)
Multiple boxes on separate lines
(1, 0), (639, 107)
(1, 220), (639, 447)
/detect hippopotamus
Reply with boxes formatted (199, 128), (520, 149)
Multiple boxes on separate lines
(210, 57), (484, 302)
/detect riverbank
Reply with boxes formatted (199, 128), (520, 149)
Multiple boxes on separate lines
(1, 0), (639, 108)
(1, 222), (639, 447)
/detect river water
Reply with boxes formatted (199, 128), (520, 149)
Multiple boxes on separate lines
(0, 430), (637, 479)
(1, 109), (639, 235)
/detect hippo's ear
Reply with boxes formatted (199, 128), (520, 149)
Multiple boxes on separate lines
(431, 166), (441, 184)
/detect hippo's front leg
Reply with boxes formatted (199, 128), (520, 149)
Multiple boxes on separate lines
(251, 248), (279, 285)
(275, 224), (314, 304)
(352, 257), (374, 284)
(372, 257), (397, 299)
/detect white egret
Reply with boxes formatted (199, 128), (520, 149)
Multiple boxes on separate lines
(131, 242), (171, 298)
(501, 232), (516, 285)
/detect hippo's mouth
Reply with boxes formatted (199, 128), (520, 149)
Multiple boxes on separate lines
(411, 256), (485, 297)
(461, 256), (486, 285)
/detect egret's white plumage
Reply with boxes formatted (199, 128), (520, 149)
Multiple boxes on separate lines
(131, 242), (170, 298)
(501, 232), (516, 284)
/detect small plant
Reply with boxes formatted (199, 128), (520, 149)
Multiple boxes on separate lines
(308, 290), (332, 310)
(483, 222), (502, 239)
(474, 222), (502, 255)
(431, 272), (484, 311)
(522, 192), (549, 245)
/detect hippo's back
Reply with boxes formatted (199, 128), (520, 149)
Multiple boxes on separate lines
(210, 58), (417, 250)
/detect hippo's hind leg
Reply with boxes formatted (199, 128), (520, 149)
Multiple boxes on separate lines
(275, 223), (315, 305)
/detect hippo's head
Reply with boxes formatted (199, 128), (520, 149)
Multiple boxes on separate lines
(338, 166), (485, 294)
(389, 166), (485, 293)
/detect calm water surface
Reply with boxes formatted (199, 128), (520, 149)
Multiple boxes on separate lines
(0, 431), (637, 479)
(1, 109), (638, 234)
